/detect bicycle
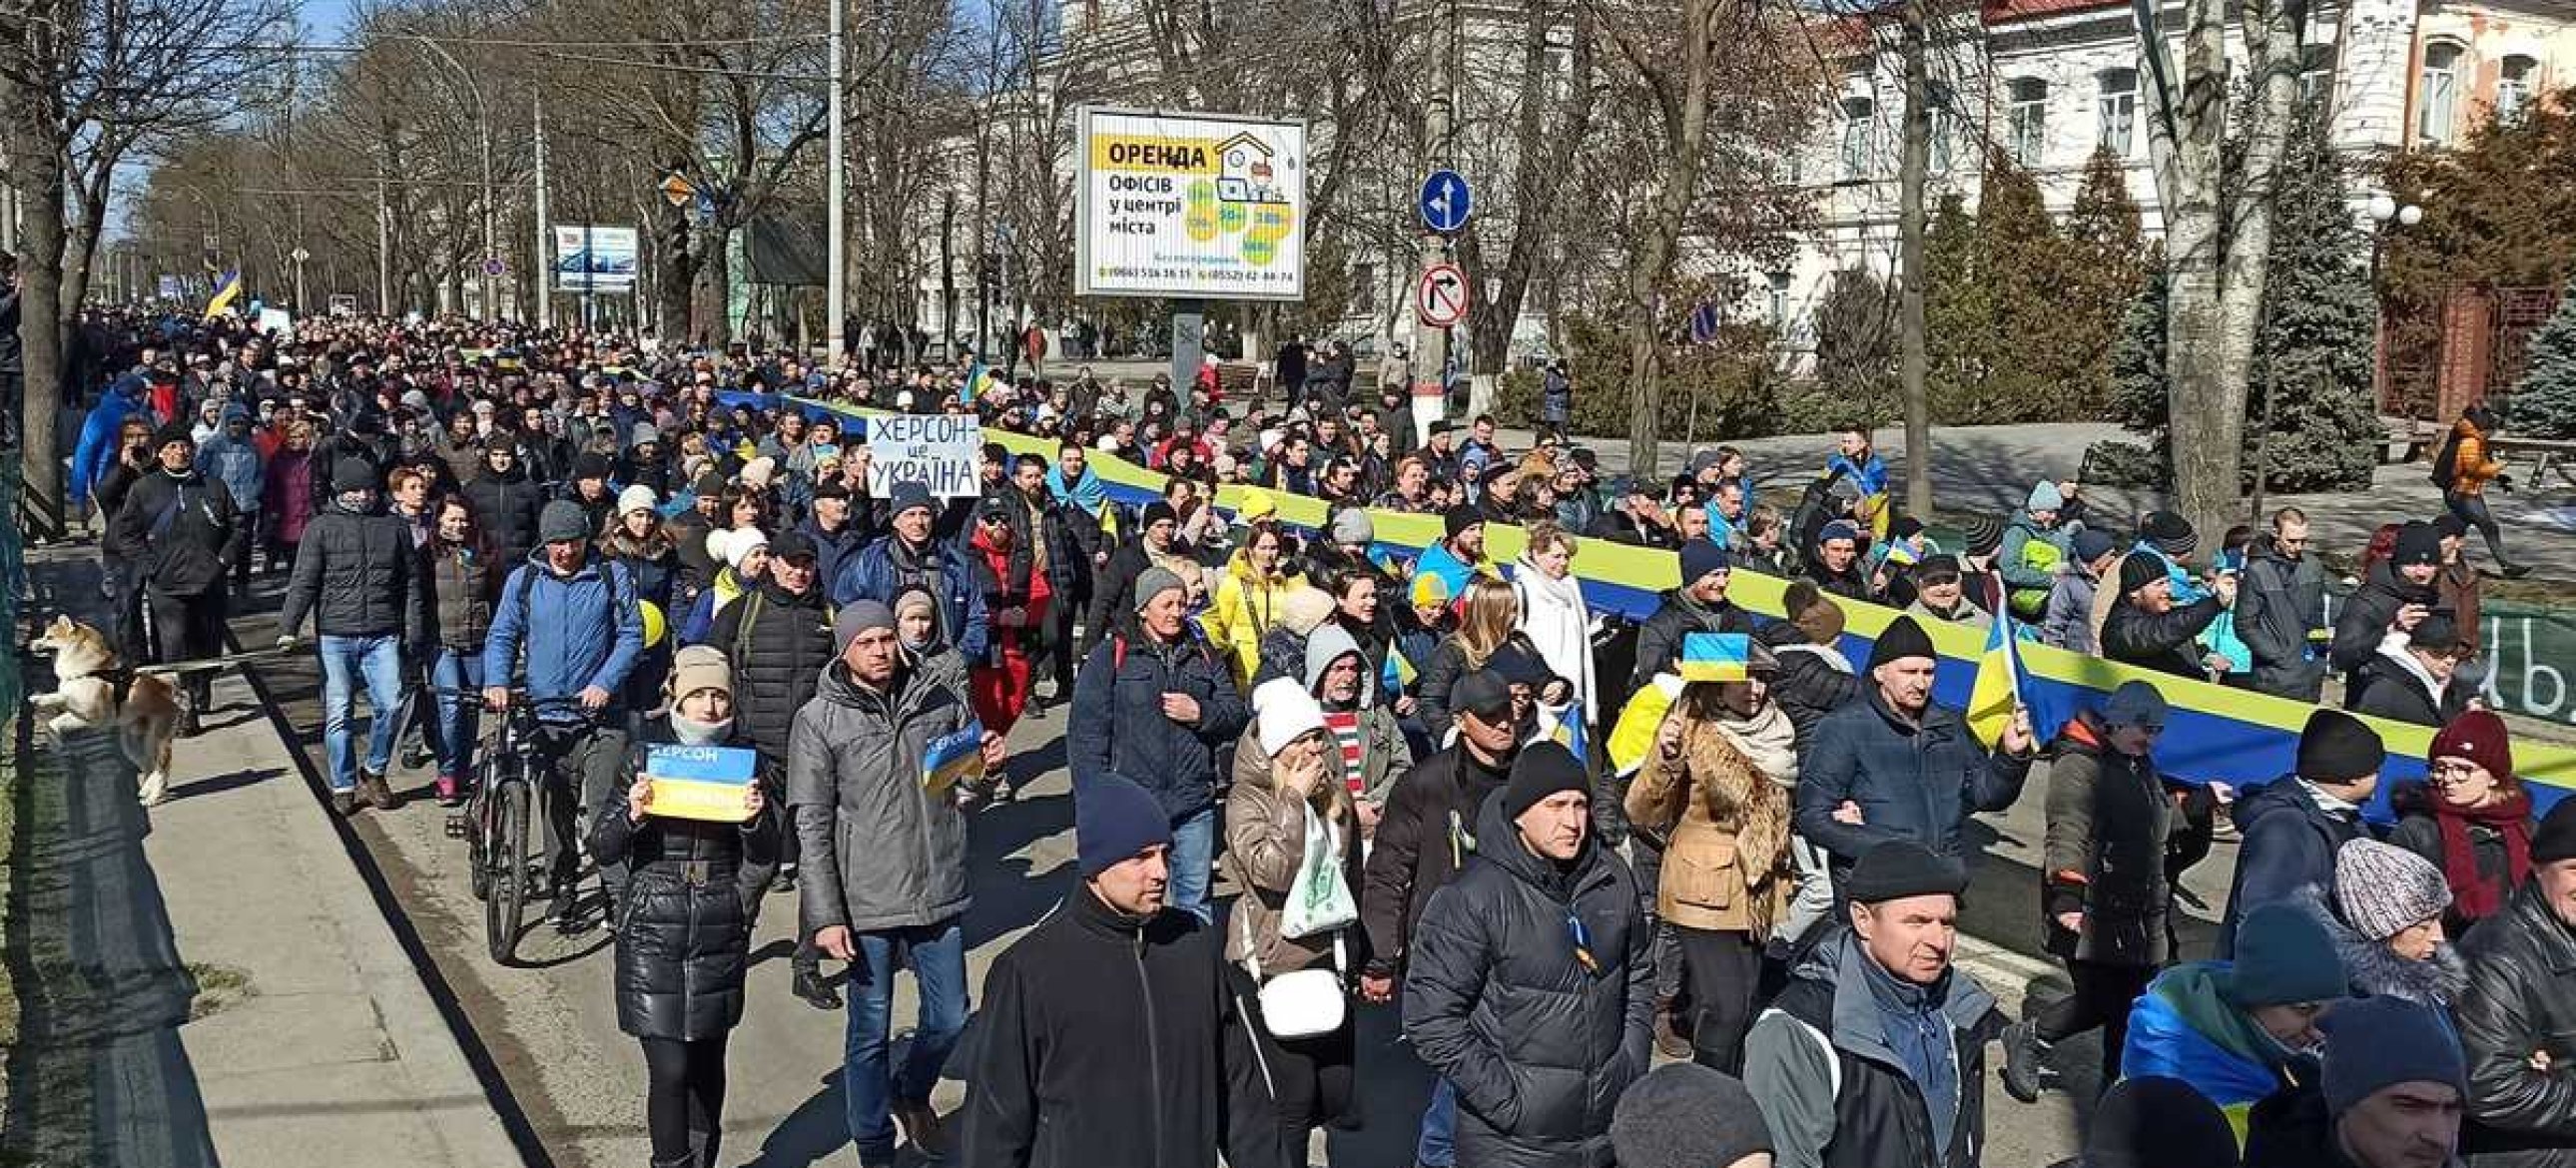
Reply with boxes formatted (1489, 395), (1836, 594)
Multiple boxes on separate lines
(436, 687), (589, 965)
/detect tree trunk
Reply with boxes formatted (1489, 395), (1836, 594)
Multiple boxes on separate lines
(1467, 0), (1591, 375)
(15, 149), (67, 537)
(2141, 0), (2304, 540)
(1619, 0), (1720, 479)
(1897, 1), (1934, 519)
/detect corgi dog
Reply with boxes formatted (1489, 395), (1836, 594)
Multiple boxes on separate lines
(30, 614), (184, 806)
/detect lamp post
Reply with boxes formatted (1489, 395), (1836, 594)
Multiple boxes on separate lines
(2367, 191), (2423, 416)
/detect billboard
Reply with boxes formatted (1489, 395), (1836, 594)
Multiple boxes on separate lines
(552, 225), (639, 293)
(1073, 107), (1305, 301)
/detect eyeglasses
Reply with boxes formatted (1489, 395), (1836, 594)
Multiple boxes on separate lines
(2429, 759), (2484, 778)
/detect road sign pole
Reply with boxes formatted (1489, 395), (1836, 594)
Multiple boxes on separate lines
(1170, 300), (1204, 404)
(825, 0), (846, 365)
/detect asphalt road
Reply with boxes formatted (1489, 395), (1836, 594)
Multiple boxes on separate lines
(224, 569), (2250, 1168)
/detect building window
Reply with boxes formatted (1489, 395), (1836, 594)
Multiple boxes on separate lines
(2008, 78), (2048, 167)
(2098, 69), (2138, 157)
(1928, 81), (1956, 174)
(2299, 44), (2336, 105)
(2419, 42), (2463, 144)
(1767, 273), (1791, 329)
(2499, 54), (2538, 124)
(1840, 95), (1876, 180)
(1353, 263), (1376, 315)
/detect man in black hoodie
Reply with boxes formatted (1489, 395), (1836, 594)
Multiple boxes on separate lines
(463, 438), (546, 569)
(2331, 520), (2446, 679)
(960, 773), (1226, 1168)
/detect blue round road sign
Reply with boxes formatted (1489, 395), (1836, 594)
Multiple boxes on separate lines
(1420, 170), (1472, 234)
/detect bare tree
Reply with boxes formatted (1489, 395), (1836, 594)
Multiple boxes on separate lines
(2140, 0), (2307, 537)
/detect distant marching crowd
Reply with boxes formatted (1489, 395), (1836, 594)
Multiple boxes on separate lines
(58, 302), (2570, 1168)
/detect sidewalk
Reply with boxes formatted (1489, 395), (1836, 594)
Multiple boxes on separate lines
(15, 551), (522, 1167)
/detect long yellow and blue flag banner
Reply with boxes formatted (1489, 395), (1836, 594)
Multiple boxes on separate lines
(733, 392), (2576, 805)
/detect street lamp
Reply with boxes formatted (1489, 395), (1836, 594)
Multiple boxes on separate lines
(2367, 190), (2425, 416)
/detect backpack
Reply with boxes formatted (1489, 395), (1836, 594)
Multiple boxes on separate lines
(2429, 427), (2462, 490)
(508, 554), (635, 669)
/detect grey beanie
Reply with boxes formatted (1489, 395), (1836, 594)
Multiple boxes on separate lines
(2318, 995), (2467, 1115)
(538, 499), (591, 544)
(833, 599), (898, 652)
(1133, 566), (1187, 613)
(630, 422), (660, 448)
(1330, 508), (1375, 546)
(1609, 1063), (1773, 1168)
(2333, 839), (2453, 941)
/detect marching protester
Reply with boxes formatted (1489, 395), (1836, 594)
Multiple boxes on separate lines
(1630, 539), (1755, 689)
(2005, 681), (2200, 1100)
(2388, 709), (2534, 938)
(276, 456), (428, 815)
(2454, 798), (2576, 1166)
(2314, 839), (2467, 1013)
(2243, 995), (2469, 1168)
(789, 600), (1001, 1165)
(588, 646), (778, 1168)
(1405, 741), (1651, 1168)
(2235, 507), (2329, 701)
(1068, 566), (1249, 924)
(114, 419), (242, 735)
(425, 493), (498, 807)
(1745, 841), (2006, 1168)
(2219, 710), (2384, 956)
(2122, 901), (2349, 1124)
(1795, 614), (2037, 890)
(1622, 634), (1797, 1074)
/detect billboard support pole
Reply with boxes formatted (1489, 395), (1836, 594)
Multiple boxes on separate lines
(1170, 300), (1204, 399)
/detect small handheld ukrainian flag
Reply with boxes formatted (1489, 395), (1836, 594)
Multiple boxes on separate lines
(1677, 632), (1750, 684)
(924, 720), (988, 798)
(1549, 702), (1588, 761)
(1966, 611), (2025, 749)
(1383, 645), (1420, 696)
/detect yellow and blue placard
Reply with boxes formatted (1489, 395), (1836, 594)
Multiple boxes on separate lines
(925, 721), (986, 798)
(643, 744), (760, 824)
(1677, 632), (1750, 684)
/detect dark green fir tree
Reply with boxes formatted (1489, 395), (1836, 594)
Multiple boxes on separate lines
(2507, 274), (2576, 438)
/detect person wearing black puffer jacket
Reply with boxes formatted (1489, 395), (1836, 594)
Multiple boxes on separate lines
(588, 647), (780, 1168)
(463, 438), (546, 568)
(278, 456), (428, 816)
(706, 530), (840, 1008)
(2330, 522), (2447, 678)
(1404, 741), (1651, 1168)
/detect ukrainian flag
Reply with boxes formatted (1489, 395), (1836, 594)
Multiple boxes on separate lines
(1606, 675), (1684, 777)
(924, 720), (987, 798)
(1966, 611), (2025, 749)
(642, 744), (760, 823)
(1383, 645), (1419, 695)
(959, 361), (991, 405)
(1550, 702), (1589, 762)
(206, 269), (244, 316)
(1677, 632), (1750, 683)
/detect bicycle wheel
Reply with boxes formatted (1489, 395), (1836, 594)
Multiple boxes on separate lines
(487, 775), (530, 966)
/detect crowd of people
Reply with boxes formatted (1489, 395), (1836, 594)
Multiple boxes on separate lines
(59, 303), (2575, 1168)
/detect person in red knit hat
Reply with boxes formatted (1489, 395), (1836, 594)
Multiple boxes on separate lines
(2389, 709), (2535, 937)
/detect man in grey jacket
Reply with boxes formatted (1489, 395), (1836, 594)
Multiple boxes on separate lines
(790, 600), (1002, 1167)
(2235, 507), (2329, 701)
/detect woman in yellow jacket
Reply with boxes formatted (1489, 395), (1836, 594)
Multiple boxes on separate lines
(1201, 523), (1309, 690)
(2440, 403), (2526, 577)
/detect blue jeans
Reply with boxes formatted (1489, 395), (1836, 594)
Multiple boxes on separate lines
(430, 649), (484, 780)
(1169, 807), (1217, 924)
(1418, 1077), (1458, 1167)
(844, 917), (969, 1159)
(319, 634), (405, 793)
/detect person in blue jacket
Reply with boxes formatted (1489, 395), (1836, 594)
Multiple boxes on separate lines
(831, 480), (989, 665)
(2122, 901), (2348, 1129)
(483, 499), (647, 932)
(70, 373), (151, 513)
(1794, 614), (2038, 893)
(1066, 565), (1248, 924)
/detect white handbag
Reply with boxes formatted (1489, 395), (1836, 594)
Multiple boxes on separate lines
(1239, 906), (1349, 1039)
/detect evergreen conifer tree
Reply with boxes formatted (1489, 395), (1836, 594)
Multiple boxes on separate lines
(2507, 274), (2576, 439)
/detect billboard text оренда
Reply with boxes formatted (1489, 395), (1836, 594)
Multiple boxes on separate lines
(552, 225), (639, 293)
(1073, 108), (1305, 302)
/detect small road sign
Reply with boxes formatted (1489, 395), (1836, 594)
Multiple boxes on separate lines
(660, 173), (696, 208)
(1419, 170), (1472, 235)
(1687, 302), (1723, 344)
(1416, 262), (1471, 328)
(290, 247), (311, 263)
(483, 257), (507, 278)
